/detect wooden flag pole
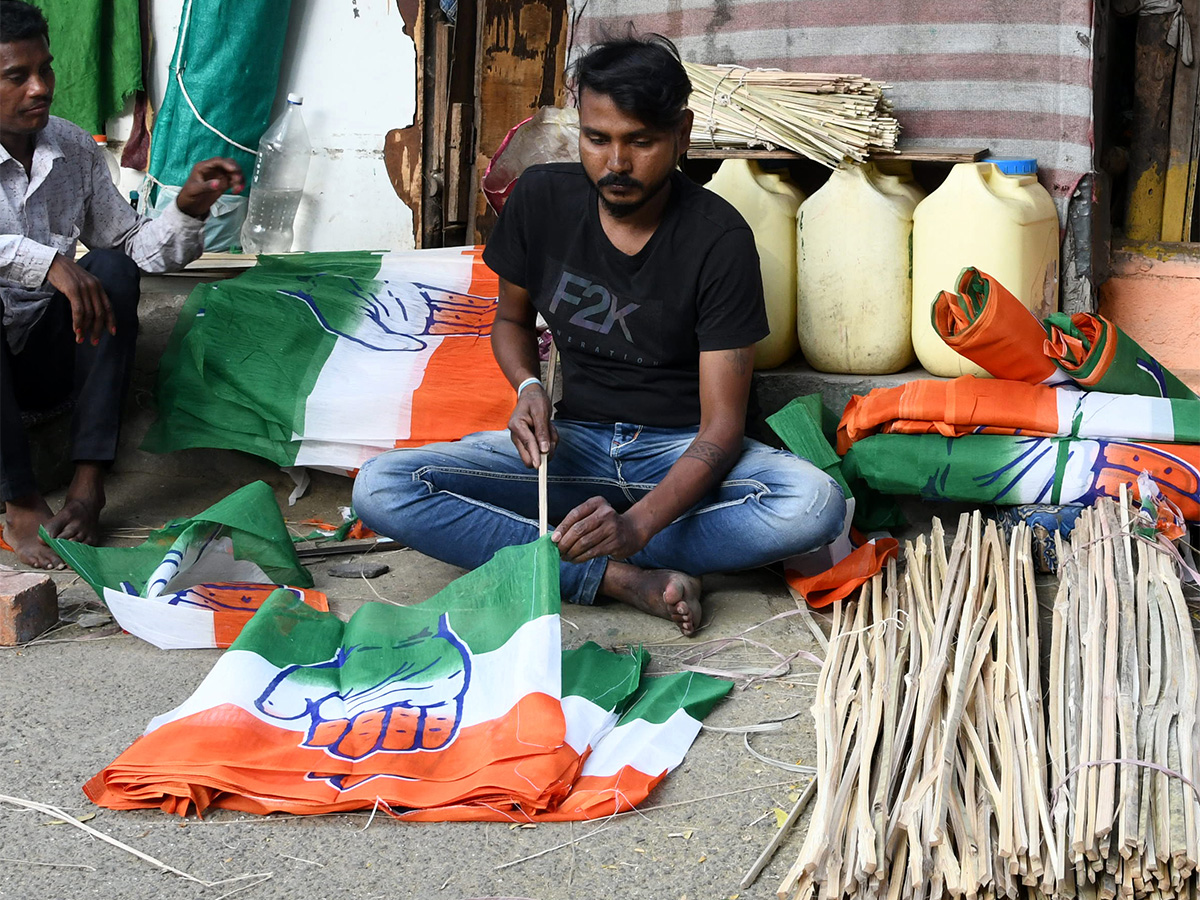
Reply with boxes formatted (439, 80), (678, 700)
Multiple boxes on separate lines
(538, 340), (558, 536)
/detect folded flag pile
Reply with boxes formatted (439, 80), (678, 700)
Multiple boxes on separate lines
(843, 434), (1200, 523)
(142, 248), (514, 474)
(840, 268), (1199, 521)
(838, 378), (1200, 450)
(43, 481), (325, 650)
(84, 537), (730, 820)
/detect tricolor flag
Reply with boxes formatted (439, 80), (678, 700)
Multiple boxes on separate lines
(43, 481), (322, 650)
(837, 377), (1200, 453)
(84, 537), (731, 819)
(142, 248), (515, 473)
(843, 434), (1200, 523)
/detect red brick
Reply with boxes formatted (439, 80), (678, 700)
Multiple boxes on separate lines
(0, 571), (58, 646)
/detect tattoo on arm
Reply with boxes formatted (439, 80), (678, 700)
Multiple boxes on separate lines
(682, 440), (732, 472)
(723, 348), (752, 376)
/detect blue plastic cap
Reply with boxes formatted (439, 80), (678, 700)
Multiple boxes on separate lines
(983, 157), (1038, 175)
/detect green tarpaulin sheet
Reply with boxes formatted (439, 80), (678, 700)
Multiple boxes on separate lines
(148, 0), (292, 190)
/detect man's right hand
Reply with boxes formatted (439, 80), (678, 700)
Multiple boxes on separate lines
(507, 383), (558, 468)
(46, 254), (115, 345)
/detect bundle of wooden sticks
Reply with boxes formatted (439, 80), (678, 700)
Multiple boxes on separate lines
(684, 62), (901, 168)
(780, 496), (1199, 899)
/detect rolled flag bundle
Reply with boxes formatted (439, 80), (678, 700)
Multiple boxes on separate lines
(842, 434), (1200, 522)
(42, 481), (320, 650)
(931, 268), (1070, 385)
(1044, 312), (1198, 400)
(837, 376), (1200, 453)
(85, 537), (730, 819)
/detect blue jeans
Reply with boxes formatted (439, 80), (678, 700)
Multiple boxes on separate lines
(352, 420), (846, 605)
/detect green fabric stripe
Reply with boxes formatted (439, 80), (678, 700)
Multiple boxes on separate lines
(239, 536), (560, 669)
(616, 671), (732, 726)
(842, 434), (1029, 505)
(561, 643), (646, 709)
(766, 395), (852, 497)
(142, 251), (384, 462)
(1046, 313), (1198, 400)
(42, 481), (311, 598)
(1170, 398), (1200, 443)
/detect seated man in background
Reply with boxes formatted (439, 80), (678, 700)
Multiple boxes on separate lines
(0, 0), (244, 568)
(353, 34), (845, 636)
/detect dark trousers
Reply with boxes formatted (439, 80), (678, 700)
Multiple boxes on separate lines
(0, 250), (140, 501)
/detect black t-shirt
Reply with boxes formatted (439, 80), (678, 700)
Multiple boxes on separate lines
(482, 163), (767, 428)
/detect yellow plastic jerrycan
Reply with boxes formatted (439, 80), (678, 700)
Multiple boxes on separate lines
(705, 159), (805, 369)
(796, 162), (925, 374)
(911, 158), (1060, 377)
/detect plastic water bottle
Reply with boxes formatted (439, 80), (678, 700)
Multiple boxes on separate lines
(240, 93), (311, 254)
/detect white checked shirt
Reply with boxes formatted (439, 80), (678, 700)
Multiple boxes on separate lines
(0, 116), (205, 352)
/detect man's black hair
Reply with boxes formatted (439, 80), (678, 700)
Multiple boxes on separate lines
(572, 33), (692, 131)
(0, 0), (49, 45)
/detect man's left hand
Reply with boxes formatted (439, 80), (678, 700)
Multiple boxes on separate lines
(552, 497), (648, 563)
(175, 157), (245, 219)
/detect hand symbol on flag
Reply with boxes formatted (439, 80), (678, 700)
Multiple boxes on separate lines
(254, 613), (472, 762)
(283, 279), (496, 353)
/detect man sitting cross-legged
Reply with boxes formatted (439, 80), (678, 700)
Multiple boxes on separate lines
(353, 35), (845, 636)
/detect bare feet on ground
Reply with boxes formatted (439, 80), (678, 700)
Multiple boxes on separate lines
(3, 494), (63, 569)
(44, 463), (106, 545)
(601, 561), (703, 637)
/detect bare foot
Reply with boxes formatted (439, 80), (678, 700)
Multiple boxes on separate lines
(45, 462), (106, 545)
(3, 494), (64, 569)
(600, 561), (703, 637)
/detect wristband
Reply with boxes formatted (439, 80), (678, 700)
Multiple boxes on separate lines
(516, 376), (542, 396)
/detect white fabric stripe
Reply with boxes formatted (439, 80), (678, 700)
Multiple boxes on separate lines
(578, 709), (701, 778)
(104, 587), (218, 651)
(145, 614), (562, 736)
(300, 332), (442, 443)
(1065, 392), (1183, 442)
(561, 695), (618, 754)
(298, 248), (483, 457)
(664, 24), (1092, 61)
(891, 81), (1092, 116)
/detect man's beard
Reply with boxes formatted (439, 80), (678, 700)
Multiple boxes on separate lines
(592, 171), (670, 218)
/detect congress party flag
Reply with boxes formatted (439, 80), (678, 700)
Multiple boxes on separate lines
(43, 481), (322, 650)
(837, 377), (1200, 453)
(143, 248), (514, 473)
(84, 537), (731, 819)
(843, 434), (1200, 523)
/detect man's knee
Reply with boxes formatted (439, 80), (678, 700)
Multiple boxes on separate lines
(78, 251), (140, 323)
(352, 451), (421, 531)
(773, 467), (848, 553)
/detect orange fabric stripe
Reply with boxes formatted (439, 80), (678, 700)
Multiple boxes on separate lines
(837, 377), (1063, 454)
(397, 766), (665, 822)
(932, 270), (1059, 384)
(785, 538), (899, 608)
(1044, 313), (1118, 386)
(86, 692), (568, 816)
(201, 586), (328, 649)
(395, 251), (513, 449)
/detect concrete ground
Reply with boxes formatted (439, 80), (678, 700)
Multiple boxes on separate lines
(0, 276), (851, 900)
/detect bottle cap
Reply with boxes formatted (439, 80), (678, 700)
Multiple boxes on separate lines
(287, 93), (304, 105)
(983, 157), (1038, 175)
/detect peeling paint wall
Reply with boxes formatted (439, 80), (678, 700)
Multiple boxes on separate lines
(1100, 245), (1200, 392)
(109, 0), (418, 252)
